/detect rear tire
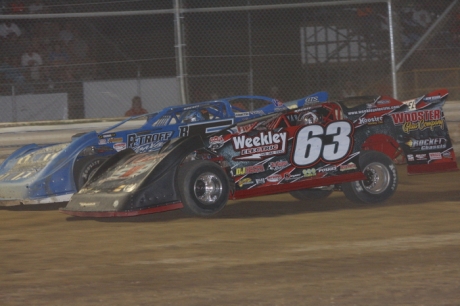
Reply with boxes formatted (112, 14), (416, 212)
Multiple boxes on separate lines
(177, 160), (229, 216)
(73, 156), (107, 190)
(342, 150), (397, 204)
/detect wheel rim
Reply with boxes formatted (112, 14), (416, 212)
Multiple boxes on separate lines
(361, 162), (390, 194)
(193, 172), (223, 205)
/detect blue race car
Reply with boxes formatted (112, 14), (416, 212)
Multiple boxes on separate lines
(0, 92), (327, 205)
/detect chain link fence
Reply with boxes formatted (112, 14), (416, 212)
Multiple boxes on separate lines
(0, 0), (459, 123)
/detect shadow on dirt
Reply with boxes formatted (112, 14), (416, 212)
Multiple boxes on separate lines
(0, 202), (67, 211)
(61, 187), (460, 223)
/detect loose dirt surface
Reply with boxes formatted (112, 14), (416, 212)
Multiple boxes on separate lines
(1, 161), (460, 306)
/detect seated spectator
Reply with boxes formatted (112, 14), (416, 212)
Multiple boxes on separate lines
(0, 56), (34, 93)
(401, 10), (423, 47)
(8, 0), (26, 14)
(0, 20), (24, 59)
(356, 6), (380, 42)
(269, 86), (283, 103)
(21, 45), (43, 82)
(69, 29), (89, 61)
(0, 20), (22, 40)
(450, 9), (460, 46)
(29, 0), (45, 14)
(125, 96), (148, 117)
(48, 43), (70, 83)
(342, 80), (357, 98)
(58, 22), (74, 47)
(412, 3), (432, 30)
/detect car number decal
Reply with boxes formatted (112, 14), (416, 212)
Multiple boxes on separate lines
(292, 121), (353, 167)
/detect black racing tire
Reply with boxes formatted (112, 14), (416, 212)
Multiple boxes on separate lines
(73, 156), (107, 190)
(290, 188), (333, 201)
(177, 160), (229, 217)
(342, 150), (397, 204)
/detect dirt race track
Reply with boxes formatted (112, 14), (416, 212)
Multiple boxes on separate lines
(1, 160), (460, 306)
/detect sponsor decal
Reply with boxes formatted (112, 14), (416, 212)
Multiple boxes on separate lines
(340, 162), (357, 171)
(390, 110), (444, 133)
(284, 173), (302, 180)
(357, 116), (383, 125)
(407, 154), (414, 161)
(113, 143), (127, 152)
(256, 178), (266, 184)
(232, 131), (287, 161)
(443, 151), (452, 158)
(317, 166), (337, 173)
(348, 105), (399, 115)
(183, 105), (201, 111)
(209, 135), (225, 150)
(429, 152), (442, 160)
(98, 139), (107, 145)
(376, 99), (390, 105)
(405, 137), (447, 151)
(235, 110), (265, 117)
(267, 174), (282, 182)
(108, 137), (123, 143)
(237, 122), (257, 134)
(424, 95), (441, 101)
(99, 133), (116, 139)
(127, 131), (173, 149)
(238, 177), (254, 187)
(80, 202), (97, 207)
(403, 99), (417, 111)
(415, 154), (427, 160)
(233, 164), (265, 176)
(302, 168), (317, 177)
(135, 142), (168, 153)
(304, 96), (319, 103)
(268, 160), (289, 171)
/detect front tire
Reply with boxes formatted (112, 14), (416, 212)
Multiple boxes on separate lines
(177, 160), (229, 216)
(73, 156), (107, 190)
(342, 150), (397, 204)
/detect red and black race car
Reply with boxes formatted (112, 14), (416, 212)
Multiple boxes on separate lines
(60, 89), (458, 217)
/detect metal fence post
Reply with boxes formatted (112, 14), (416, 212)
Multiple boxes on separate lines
(175, 0), (188, 104)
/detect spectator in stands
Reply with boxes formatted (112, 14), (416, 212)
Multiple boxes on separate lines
(48, 42), (70, 83)
(125, 96), (148, 117)
(269, 86), (283, 103)
(21, 45), (43, 82)
(8, 0), (26, 14)
(0, 20), (22, 39)
(58, 22), (74, 47)
(0, 56), (34, 93)
(0, 20), (24, 58)
(400, 9), (423, 47)
(412, 3), (432, 30)
(342, 80), (357, 98)
(450, 9), (460, 46)
(69, 29), (89, 60)
(29, 0), (45, 14)
(356, 6), (380, 43)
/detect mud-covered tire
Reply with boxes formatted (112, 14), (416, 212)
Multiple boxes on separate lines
(177, 160), (229, 217)
(290, 189), (333, 201)
(73, 156), (107, 190)
(342, 150), (397, 204)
